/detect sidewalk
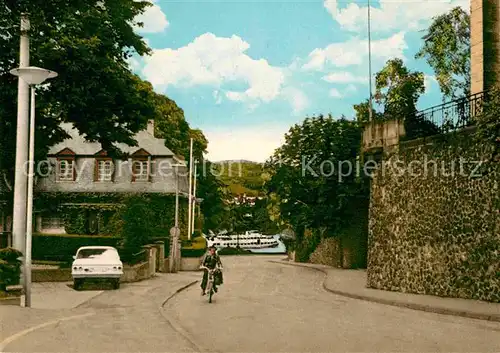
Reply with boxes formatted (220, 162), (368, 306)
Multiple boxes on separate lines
(0, 273), (200, 350)
(270, 259), (500, 323)
(21, 282), (103, 309)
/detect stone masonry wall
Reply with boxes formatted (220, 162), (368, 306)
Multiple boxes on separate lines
(367, 128), (500, 302)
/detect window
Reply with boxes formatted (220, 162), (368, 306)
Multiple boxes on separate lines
(41, 217), (63, 229)
(132, 159), (149, 181)
(57, 159), (75, 181)
(96, 159), (113, 181)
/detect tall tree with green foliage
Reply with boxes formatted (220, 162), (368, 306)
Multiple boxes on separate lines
(415, 6), (470, 99)
(0, 0), (156, 183)
(264, 115), (368, 236)
(374, 58), (439, 138)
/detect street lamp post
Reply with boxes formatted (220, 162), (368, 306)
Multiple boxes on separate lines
(12, 13), (31, 268)
(10, 66), (58, 307)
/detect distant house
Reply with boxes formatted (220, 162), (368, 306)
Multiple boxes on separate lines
(33, 119), (189, 235)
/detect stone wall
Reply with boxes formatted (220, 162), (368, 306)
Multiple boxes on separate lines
(367, 128), (499, 302)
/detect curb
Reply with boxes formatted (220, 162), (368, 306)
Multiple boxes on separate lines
(159, 280), (215, 353)
(270, 260), (500, 323)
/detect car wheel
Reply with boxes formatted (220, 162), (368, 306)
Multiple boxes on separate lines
(112, 279), (120, 289)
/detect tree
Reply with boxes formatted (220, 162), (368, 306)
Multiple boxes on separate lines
(152, 87), (227, 235)
(196, 161), (228, 233)
(375, 58), (425, 118)
(264, 115), (368, 236)
(374, 58), (439, 139)
(153, 93), (191, 158)
(415, 6), (470, 99)
(0, 0), (156, 182)
(353, 99), (384, 124)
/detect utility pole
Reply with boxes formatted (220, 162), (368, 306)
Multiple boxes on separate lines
(367, 0), (373, 122)
(191, 160), (197, 238)
(187, 138), (193, 240)
(12, 13), (30, 262)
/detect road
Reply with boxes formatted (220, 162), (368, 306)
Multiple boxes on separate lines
(2, 255), (500, 352)
(165, 256), (500, 352)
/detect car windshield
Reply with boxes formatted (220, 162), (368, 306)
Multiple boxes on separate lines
(76, 249), (118, 260)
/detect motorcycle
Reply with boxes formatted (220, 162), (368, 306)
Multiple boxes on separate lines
(200, 265), (222, 303)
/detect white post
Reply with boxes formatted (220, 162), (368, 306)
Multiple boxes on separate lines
(173, 165), (180, 273)
(12, 13), (30, 260)
(191, 160), (197, 238)
(24, 87), (35, 307)
(187, 138), (193, 240)
(175, 166), (179, 228)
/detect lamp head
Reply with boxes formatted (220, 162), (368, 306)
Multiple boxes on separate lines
(10, 66), (58, 85)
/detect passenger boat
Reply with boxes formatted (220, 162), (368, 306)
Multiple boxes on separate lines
(204, 230), (279, 249)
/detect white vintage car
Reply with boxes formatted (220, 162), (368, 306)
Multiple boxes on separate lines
(71, 246), (123, 290)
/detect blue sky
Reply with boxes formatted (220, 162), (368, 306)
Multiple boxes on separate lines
(131, 0), (469, 162)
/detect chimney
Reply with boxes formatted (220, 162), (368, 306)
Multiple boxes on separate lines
(147, 119), (155, 136)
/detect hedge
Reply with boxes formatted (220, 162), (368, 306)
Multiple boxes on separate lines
(32, 233), (170, 263)
(181, 235), (207, 257)
(33, 233), (121, 262)
(0, 248), (23, 291)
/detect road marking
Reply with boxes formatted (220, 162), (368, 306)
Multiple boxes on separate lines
(0, 312), (95, 352)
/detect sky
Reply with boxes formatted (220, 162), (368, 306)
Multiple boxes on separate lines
(130, 0), (470, 162)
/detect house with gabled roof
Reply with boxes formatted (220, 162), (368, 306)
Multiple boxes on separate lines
(33, 119), (189, 235)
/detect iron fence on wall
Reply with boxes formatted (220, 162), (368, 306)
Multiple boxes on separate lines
(414, 91), (486, 135)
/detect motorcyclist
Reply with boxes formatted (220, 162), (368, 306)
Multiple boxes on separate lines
(200, 245), (223, 295)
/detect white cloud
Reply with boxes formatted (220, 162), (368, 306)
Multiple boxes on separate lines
(323, 0), (468, 33)
(303, 32), (407, 71)
(282, 87), (309, 114)
(424, 74), (437, 91)
(142, 33), (285, 104)
(134, 0), (169, 33)
(323, 72), (368, 84)
(204, 125), (290, 162)
(330, 88), (343, 98)
(213, 90), (223, 104)
(329, 84), (357, 99)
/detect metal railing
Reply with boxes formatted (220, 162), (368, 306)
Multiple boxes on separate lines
(414, 91), (486, 135)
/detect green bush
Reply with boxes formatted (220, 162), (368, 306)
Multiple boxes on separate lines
(120, 196), (153, 252)
(181, 235), (207, 257)
(0, 248), (23, 291)
(181, 248), (207, 258)
(32, 233), (121, 262)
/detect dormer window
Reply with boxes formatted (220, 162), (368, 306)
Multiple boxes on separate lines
(55, 148), (76, 182)
(131, 148), (152, 182)
(57, 159), (75, 181)
(94, 150), (114, 182)
(97, 160), (113, 181)
(132, 160), (149, 181)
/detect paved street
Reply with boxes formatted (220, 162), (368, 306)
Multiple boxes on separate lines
(1, 273), (200, 352)
(165, 256), (500, 353)
(2, 255), (500, 352)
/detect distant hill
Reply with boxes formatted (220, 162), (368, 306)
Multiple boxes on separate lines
(212, 160), (265, 196)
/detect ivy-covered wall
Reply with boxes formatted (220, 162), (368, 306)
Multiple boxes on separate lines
(34, 192), (190, 239)
(367, 128), (500, 302)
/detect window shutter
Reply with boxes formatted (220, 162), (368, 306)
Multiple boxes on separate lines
(111, 160), (116, 182)
(148, 157), (152, 182)
(94, 159), (99, 181)
(131, 160), (136, 182)
(72, 159), (77, 181)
